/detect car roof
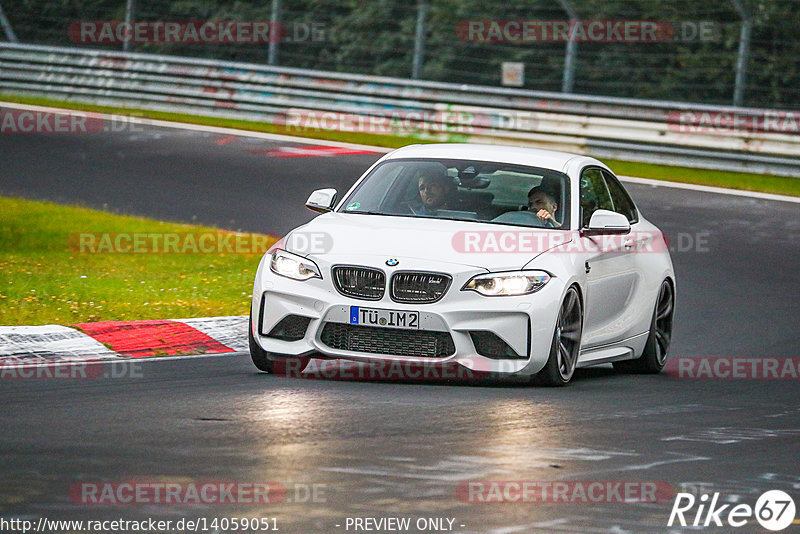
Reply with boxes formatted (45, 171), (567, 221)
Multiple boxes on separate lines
(383, 143), (606, 173)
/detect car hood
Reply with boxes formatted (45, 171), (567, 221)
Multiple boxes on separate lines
(281, 212), (573, 272)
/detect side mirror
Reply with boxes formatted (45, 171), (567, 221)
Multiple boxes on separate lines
(305, 188), (337, 213)
(582, 209), (631, 235)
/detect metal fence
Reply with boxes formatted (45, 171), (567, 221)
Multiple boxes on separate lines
(2, 42), (800, 177)
(1, 0), (799, 110)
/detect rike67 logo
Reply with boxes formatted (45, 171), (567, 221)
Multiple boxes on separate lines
(668, 490), (796, 531)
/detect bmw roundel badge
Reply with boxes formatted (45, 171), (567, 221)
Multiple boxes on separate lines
(386, 258), (399, 266)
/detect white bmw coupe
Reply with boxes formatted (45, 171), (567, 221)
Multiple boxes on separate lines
(250, 144), (675, 385)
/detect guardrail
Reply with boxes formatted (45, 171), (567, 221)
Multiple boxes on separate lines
(2, 42), (799, 177)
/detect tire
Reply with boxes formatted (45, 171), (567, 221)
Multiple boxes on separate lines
(249, 308), (312, 375)
(614, 279), (674, 374)
(249, 313), (274, 373)
(532, 286), (583, 387)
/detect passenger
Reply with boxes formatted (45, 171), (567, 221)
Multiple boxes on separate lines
(527, 185), (562, 228)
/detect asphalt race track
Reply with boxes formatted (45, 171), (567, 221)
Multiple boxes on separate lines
(2, 123), (799, 533)
(0, 124), (381, 236)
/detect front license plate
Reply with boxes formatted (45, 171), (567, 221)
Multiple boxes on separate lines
(350, 306), (419, 330)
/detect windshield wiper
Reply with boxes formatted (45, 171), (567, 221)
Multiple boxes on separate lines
(434, 216), (481, 222)
(344, 210), (390, 216)
(344, 212), (484, 223)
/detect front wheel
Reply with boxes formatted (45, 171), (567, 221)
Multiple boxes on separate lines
(249, 316), (274, 373)
(532, 286), (583, 387)
(614, 279), (674, 374)
(249, 309), (312, 375)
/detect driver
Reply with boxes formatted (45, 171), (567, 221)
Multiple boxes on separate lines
(412, 170), (457, 215)
(527, 185), (562, 228)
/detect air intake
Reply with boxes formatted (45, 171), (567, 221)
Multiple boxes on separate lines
(469, 331), (526, 359)
(266, 315), (312, 341)
(320, 323), (455, 358)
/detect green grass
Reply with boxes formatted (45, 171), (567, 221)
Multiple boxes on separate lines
(606, 158), (800, 197)
(0, 92), (428, 149)
(3, 92), (798, 197)
(0, 197), (277, 326)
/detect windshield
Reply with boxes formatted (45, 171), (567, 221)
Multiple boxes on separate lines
(338, 158), (570, 229)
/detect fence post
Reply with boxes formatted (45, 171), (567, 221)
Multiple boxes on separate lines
(412, 0), (428, 79)
(557, 0), (578, 93)
(268, 0), (280, 65)
(0, 1), (18, 42)
(731, 0), (751, 107)
(123, 0), (136, 52)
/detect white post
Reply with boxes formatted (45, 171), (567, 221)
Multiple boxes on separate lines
(731, 0), (751, 107)
(123, 0), (136, 52)
(412, 0), (428, 79)
(557, 0), (578, 93)
(0, 1), (18, 43)
(268, 0), (280, 65)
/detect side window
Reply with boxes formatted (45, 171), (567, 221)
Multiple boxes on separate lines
(579, 167), (613, 227)
(602, 171), (638, 223)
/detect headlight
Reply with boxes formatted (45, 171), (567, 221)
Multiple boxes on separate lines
(269, 249), (321, 281)
(462, 271), (550, 296)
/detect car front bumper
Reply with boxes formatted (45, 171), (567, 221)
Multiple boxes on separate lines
(250, 255), (566, 376)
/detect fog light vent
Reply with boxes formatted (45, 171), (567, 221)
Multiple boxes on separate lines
(266, 315), (312, 341)
(469, 331), (525, 359)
